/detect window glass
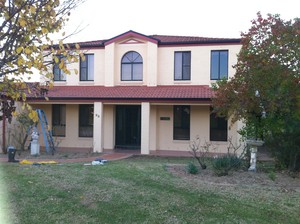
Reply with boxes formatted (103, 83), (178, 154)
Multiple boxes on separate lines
(174, 53), (182, 80)
(80, 54), (94, 81)
(79, 105), (93, 137)
(219, 51), (228, 79)
(211, 51), (219, 80)
(210, 50), (228, 80)
(53, 55), (66, 81)
(121, 64), (132, 80)
(210, 112), (228, 141)
(121, 51), (143, 81)
(174, 52), (191, 80)
(173, 105), (190, 140)
(88, 54), (94, 80)
(52, 104), (66, 137)
(132, 64), (142, 80)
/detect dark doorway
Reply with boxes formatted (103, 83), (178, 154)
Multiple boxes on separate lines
(115, 105), (141, 149)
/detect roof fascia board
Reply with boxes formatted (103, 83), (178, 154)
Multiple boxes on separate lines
(158, 39), (241, 47)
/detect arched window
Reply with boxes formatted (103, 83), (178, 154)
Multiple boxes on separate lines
(121, 51), (143, 81)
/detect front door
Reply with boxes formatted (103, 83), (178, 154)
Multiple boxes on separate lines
(115, 105), (141, 149)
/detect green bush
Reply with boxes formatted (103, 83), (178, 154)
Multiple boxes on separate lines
(212, 155), (242, 176)
(229, 155), (242, 170)
(186, 162), (199, 174)
(268, 171), (277, 181)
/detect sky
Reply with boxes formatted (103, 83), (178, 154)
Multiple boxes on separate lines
(62, 0), (300, 43)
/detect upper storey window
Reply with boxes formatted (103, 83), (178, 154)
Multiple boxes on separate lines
(121, 51), (143, 81)
(80, 54), (94, 81)
(53, 55), (66, 81)
(174, 51), (191, 80)
(211, 50), (228, 80)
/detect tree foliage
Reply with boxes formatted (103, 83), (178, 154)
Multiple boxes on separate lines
(0, 0), (84, 122)
(212, 13), (300, 171)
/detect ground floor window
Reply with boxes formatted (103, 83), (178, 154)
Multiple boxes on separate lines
(173, 105), (190, 140)
(210, 112), (228, 141)
(52, 104), (66, 137)
(79, 104), (93, 137)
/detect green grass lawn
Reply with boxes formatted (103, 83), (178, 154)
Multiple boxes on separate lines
(1, 156), (299, 224)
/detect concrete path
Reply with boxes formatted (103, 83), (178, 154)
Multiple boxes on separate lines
(0, 152), (134, 164)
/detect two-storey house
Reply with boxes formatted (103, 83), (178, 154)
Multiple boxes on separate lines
(28, 30), (242, 155)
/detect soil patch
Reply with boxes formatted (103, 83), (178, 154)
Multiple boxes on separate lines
(166, 164), (300, 191)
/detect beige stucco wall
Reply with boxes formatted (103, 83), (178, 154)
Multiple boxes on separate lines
(103, 105), (115, 149)
(48, 37), (241, 88)
(157, 45), (241, 86)
(9, 102), (243, 154)
(156, 104), (239, 153)
(31, 104), (93, 150)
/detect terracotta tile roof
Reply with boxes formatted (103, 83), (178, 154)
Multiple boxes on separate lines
(74, 30), (240, 48)
(29, 85), (213, 103)
(150, 35), (240, 45)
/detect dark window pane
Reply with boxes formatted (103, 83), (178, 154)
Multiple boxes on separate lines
(80, 69), (87, 80)
(173, 105), (190, 140)
(182, 66), (190, 80)
(53, 55), (66, 81)
(211, 50), (228, 80)
(183, 52), (191, 66)
(79, 105), (93, 137)
(174, 52), (191, 80)
(219, 51), (228, 79)
(52, 104), (66, 137)
(210, 112), (228, 141)
(53, 67), (60, 81)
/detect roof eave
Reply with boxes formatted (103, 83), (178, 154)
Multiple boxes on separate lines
(158, 39), (241, 46)
(27, 97), (213, 102)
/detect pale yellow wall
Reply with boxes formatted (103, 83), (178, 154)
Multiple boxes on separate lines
(23, 102), (241, 154)
(57, 49), (105, 86)
(31, 104), (93, 149)
(157, 45), (241, 86)
(157, 105), (210, 151)
(48, 37), (241, 88)
(156, 105), (239, 153)
(103, 105), (115, 149)
(112, 39), (158, 86)
(146, 42), (158, 86)
(149, 105), (157, 151)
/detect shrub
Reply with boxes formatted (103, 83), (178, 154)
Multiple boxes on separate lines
(189, 137), (215, 169)
(268, 171), (276, 181)
(186, 162), (199, 174)
(212, 155), (242, 176)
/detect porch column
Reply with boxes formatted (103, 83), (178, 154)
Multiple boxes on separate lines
(141, 102), (150, 155)
(93, 102), (103, 153)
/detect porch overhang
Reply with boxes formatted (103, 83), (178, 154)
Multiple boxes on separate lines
(27, 85), (214, 104)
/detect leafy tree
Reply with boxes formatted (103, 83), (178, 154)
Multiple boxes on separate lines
(212, 13), (300, 171)
(8, 112), (34, 151)
(0, 0), (84, 152)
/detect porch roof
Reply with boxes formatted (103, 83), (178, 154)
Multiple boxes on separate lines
(29, 85), (214, 103)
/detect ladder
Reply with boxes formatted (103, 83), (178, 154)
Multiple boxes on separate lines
(36, 109), (55, 154)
